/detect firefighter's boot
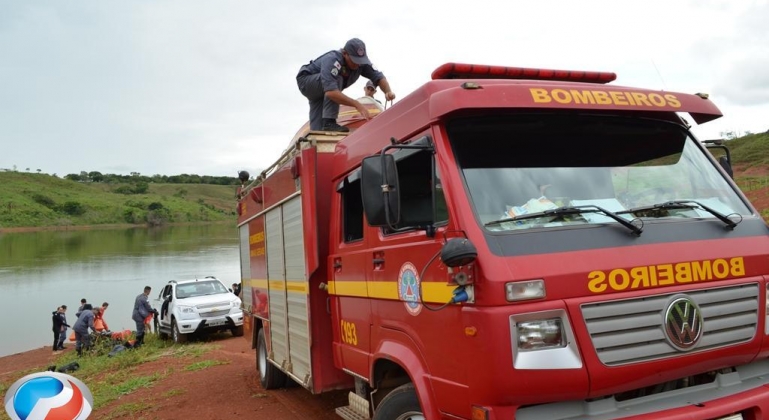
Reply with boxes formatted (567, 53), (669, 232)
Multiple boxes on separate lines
(321, 119), (349, 132)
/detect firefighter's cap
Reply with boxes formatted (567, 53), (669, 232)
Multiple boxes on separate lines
(344, 38), (371, 66)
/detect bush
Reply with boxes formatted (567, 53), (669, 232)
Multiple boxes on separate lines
(58, 201), (86, 216)
(114, 185), (135, 195)
(134, 182), (149, 194)
(31, 193), (57, 209)
(147, 202), (164, 211)
(145, 208), (171, 227)
(124, 200), (145, 209)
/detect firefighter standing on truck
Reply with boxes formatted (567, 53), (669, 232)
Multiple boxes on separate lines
(296, 38), (396, 132)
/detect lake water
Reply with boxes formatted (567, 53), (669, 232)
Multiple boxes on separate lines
(0, 223), (239, 357)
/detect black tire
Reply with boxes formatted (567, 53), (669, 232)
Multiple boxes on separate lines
(231, 325), (244, 337)
(257, 328), (286, 389)
(172, 319), (187, 344)
(373, 383), (424, 420)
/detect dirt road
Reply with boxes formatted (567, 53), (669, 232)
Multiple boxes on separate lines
(0, 336), (347, 419)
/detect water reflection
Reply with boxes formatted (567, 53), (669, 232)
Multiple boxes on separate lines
(0, 223), (239, 357)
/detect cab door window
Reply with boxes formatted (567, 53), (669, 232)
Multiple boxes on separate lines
(338, 170), (364, 243)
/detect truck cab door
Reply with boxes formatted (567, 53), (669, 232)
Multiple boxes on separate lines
(329, 171), (373, 379)
(156, 284), (172, 326)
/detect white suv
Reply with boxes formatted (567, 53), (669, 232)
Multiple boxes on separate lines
(155, 277), (244, 343)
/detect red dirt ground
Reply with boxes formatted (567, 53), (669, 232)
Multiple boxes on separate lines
(0, 336), (346, 420)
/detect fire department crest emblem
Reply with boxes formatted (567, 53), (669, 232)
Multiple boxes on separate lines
(398, 262), (422, 316)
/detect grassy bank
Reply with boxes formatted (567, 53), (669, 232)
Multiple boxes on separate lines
(0, 335), (221, 420)
(0, 172), (238, 228)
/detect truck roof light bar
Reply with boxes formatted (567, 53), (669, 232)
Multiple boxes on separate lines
(431, 62), (617, 84)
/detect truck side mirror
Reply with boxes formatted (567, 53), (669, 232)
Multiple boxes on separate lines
(718, 156), (734, 179)
(441, 238), (477, 267)
(361, 154), (400, 227)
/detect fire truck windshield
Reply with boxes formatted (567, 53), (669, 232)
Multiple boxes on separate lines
(446, 113), (751, 231)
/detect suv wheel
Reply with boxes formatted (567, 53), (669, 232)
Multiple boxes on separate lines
(231, 325), (244, 337)
(172, 319), (187, 344)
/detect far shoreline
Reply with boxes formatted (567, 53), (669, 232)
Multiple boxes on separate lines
(0, 220), (234, 234)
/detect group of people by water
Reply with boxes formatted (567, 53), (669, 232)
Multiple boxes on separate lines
(51, 298), (109, 356)
(51, 287), (158, 357)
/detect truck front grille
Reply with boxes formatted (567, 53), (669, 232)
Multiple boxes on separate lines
(581, 283), (758, 366)
(200, 309), (230, 318)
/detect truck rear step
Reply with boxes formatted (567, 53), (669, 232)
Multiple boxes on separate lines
(335, 392), (371, 420)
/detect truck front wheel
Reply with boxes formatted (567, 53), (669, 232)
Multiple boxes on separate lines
(257, 328), (286, 389)
(373, 383), (424, 420)
(172, 319), (187, 344)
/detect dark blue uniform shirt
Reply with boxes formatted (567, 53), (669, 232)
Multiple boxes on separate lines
(298, 50), (384, 93)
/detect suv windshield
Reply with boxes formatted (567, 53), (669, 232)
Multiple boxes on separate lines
(447, 113), (750, 231)
(175, 280), (228, 299)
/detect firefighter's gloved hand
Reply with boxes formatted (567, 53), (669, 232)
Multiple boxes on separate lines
(152, 309), (159, 316)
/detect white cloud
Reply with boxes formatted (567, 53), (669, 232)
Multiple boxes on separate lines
(0, 0), (767, 177)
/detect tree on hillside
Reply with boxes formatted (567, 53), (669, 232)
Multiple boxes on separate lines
(88, 171), (104, 182)
(64, 173), (81, 181)
(36, 169), (41, 174)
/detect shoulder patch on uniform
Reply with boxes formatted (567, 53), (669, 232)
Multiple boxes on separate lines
(334, 61), (341, 70)
(331, 68), (339, 76)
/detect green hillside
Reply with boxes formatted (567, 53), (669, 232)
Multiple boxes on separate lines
(725, 132), (769, 173)
(0, 133), (766, 229)
(0, 172), (238, 229)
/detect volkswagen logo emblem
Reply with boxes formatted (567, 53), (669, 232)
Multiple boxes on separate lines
(664, 296), (703, 350)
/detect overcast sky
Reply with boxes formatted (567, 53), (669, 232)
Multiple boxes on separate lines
(1, 0), (767, 177)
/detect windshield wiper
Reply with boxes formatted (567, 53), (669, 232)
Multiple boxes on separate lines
(484, 205), (643, 236)
(616, 200), (740, 230)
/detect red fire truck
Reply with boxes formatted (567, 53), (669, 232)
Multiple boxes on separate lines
(236, 63), (769, 420)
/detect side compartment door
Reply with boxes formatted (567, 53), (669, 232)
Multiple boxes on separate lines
(265, 207), (289, 369)
(283, 196), (312, 384)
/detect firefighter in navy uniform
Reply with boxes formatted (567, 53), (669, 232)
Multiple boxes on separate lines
(296, 38), (396, 132)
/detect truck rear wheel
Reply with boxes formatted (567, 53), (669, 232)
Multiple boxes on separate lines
(257, 328), (286, 389)
(373, 383), (424, 420)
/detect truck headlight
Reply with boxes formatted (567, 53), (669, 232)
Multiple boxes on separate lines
(178, 306), (196, 319)
(517, 318), (566, 351)
(230, 300), (242, 313)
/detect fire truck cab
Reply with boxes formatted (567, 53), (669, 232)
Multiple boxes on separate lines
(237, 63), (769, 420)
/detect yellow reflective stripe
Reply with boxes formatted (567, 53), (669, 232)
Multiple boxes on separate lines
(248, 279), (456, 302)
(423, 282), (456, 304)
(286, 281), (308, 293)
(329, 281), (456, 304)
(248, 279), (268, 289)
(331, 281), (368, 297)
(367, 281), (397, 299)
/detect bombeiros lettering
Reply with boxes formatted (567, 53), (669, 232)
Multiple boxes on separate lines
(530, 88), (681, 108)
(587, 257), (745, 293)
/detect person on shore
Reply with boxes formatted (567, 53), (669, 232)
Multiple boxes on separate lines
(73, 304), (98, 356)
(76, 298), (87, 317)
(132, 286), (155, 347)
(95, 302), (110, 332)
(52, 306), (70, 352)
(296, 38), (395, 132)
(56, 305), (69, 350)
